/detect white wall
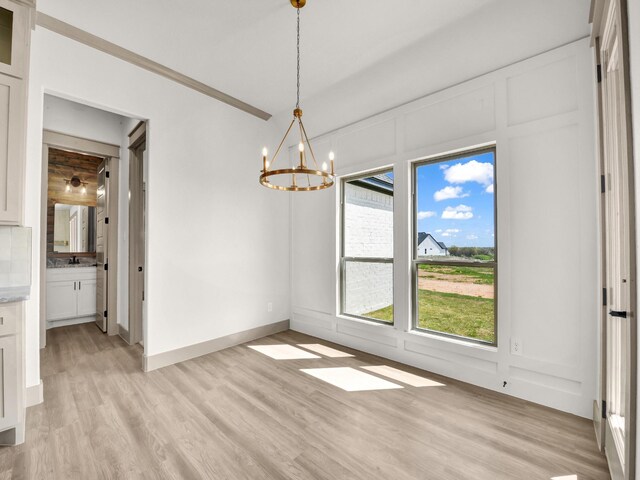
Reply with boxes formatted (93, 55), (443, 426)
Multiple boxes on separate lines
(43, 94), (125, 145)
(290, 39), (598, 418)
(24, 27), (289, 388)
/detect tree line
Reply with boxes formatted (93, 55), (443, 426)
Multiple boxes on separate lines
(448, 246), (495, 260)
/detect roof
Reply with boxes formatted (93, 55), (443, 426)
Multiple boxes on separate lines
(352, 173), (394, 194)
(417, 232), (447, 250)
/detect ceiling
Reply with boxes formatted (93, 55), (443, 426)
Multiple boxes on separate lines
(38, 0), (591, 134)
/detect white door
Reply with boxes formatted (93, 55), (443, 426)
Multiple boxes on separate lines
(597, 0), (636, 478)
(129, 134), (146, 345)
(95, 159), (108, 332)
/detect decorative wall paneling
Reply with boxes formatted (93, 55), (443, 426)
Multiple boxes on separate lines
(290, 39), (598, 418)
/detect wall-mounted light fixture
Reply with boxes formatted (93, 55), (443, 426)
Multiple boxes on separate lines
(64, 176), (88, 195)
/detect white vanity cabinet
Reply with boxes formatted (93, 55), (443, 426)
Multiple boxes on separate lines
(46, 267), (97, 326)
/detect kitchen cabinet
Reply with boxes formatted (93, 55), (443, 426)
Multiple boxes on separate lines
(0, 0), (31, 226)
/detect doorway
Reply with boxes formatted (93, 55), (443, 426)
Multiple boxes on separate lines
(40, 131), (120, 344)
(593, 0), (637, 478)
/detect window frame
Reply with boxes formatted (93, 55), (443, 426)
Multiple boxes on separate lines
(411, 146), (498, 346)
(340, 167), (395, 326)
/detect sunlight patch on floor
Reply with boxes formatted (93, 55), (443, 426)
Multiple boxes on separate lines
(248, 344), (321, 360)
(297, 344), (355, 358)
(301, 367), (403, 392)
(551, 475), (577, 480)
(361, 365), (446, 387)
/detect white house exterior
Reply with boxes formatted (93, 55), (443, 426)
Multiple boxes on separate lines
(417, 232), (448, 257)
(344, 174), (393, 316)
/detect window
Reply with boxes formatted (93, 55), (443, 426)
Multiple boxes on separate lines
(413, 148), (496, 344)
(341, 169), (394, 324)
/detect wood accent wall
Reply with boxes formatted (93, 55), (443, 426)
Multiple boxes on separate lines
(47, 148), (103, 256)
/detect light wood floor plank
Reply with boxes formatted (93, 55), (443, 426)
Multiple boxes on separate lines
(0, 324), (610, 479)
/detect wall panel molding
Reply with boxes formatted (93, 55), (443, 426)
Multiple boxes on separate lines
(290, 38), (598, 418)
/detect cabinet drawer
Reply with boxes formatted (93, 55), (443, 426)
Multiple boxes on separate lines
(0, 303), (18, 337)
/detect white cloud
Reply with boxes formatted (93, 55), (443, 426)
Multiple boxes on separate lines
(444, 160), (493, 186)
(435, 229), (443, 233)
(445, 229), (460, 233)
(485, 184), (494, 194)
(442, 232), (453, 237)
(417, 211), (436, 220)
(433, 186), (469, 202)
(442, 204), (474, 220)
(467, 234), (479, 240)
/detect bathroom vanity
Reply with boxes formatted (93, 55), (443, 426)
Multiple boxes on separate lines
(46, 266), (97, 328)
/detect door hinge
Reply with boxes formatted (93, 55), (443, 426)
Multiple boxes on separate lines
(106, 171), (110, 178)
(602, 400), (607, 419)
(601, 175), (606, 193)
(597, 64), (602, 83)
(105, 217), (109, 225)
(603, 287), (607, 306)
(104, 263), (108, 271)
(104, 310), (108, 318)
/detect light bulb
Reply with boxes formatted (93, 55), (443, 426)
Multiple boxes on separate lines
(322, 162), (328, 171)
(81, 185), (87, 195)
(262, 147), (268, 157)
(329, 151), (335, 161)
(65, 184), (71, 193)
(265, 160), (270, 169)
(298, 142), (305, 153)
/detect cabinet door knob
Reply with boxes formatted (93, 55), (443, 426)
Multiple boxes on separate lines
(79, 281), (81, 290)
(74, 281), (76, 290)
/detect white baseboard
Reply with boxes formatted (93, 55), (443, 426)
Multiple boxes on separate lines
(143, 320), (289, 372)
(26, 380), (43, 407)
(47, 316), (94, 329)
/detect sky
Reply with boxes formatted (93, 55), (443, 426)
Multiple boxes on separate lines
(415, 151), (495, 248)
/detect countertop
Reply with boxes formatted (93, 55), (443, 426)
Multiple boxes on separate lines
(47, 264), (97, 269)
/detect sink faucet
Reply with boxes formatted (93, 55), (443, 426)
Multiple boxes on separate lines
(68, 255), (79, 265)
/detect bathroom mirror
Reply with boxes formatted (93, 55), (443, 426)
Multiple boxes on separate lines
(53, 204), (96, 253)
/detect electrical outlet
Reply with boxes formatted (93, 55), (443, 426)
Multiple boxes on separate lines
(267, 302), (273, 312)
(510, 337), (523, 356)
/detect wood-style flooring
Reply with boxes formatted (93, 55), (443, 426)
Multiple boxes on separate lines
(0, 324), (610, 479)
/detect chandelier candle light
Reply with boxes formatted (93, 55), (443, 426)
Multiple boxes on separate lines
(260, 0), (335, 191)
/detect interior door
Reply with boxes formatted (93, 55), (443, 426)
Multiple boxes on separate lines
(129, 139), (145, 344)
(95, 159), (108, 332)
(597, 0), (637, 478)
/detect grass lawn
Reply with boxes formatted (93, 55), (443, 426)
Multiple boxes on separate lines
(418, 264), (494, 285)
(365, 289), (495, 343)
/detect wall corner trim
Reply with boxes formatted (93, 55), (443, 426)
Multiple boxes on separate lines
(34, 12), (272, 121)
(142, 320), (290, 372)
(26, 380), (43, 407)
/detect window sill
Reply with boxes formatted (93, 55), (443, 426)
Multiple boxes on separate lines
(336, 314), (396, 329)
(406, 329), (498, 353)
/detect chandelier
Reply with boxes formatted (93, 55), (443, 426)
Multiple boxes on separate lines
(260, 0), (335, 192)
